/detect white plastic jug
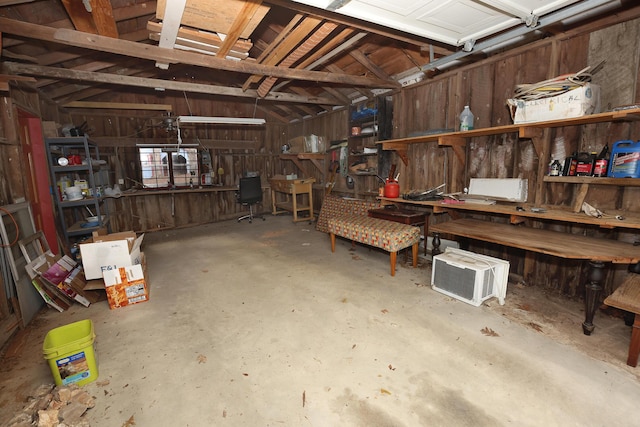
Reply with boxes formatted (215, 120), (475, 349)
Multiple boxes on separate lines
(460, 106), (474, 131)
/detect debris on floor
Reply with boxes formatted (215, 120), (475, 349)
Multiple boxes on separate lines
(4, 383), (95, 427)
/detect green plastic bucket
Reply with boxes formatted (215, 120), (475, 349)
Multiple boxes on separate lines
(42, 319), (98, 386)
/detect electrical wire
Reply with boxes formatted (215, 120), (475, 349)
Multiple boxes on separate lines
(513, 61), (605, 101)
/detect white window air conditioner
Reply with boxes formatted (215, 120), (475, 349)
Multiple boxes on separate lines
(431, 248), (510, 306)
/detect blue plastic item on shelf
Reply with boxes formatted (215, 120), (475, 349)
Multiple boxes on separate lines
(608, 140), (640, 178)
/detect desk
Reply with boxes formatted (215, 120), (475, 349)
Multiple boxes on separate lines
(368, 207), (427, 255)
(269, 177), (315, 222)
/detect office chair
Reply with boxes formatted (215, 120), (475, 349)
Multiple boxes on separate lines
(237, 175), (265, 223)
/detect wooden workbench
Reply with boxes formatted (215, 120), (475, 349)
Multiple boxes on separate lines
(429, 218), (640, 336)
(268, 177), (315, 222)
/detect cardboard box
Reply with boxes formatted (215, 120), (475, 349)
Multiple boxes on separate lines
(507, 83), (600, 124)
(30, 252), (90, 307)
(102, 254), (149, 309)
(80, 231), (144, 280)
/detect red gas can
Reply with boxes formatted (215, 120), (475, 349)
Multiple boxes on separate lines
(384, 179), (399, 198)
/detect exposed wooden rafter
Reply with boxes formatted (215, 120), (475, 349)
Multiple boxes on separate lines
(216, 0), (263, 58)
(257, 21), (338, 98)
(61, 0), (118, 38)
(0, 18), (398, 89)
(2, 62), (340, 105)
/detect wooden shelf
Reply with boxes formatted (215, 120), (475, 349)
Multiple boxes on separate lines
(430, 218), (640, 264)
(380, 108), (640, 165)
(378, 197), (640, 230)
(543, 176), (640, 186)
(381, 108), (640, 149)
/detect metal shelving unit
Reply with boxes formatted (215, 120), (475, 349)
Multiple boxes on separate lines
(45, 136), (109, 249)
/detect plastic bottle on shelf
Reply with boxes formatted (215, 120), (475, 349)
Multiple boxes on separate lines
(593, 144), (609, 177)
(460, 106), (474, 131)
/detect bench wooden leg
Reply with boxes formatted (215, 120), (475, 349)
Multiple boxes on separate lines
(412, 242), (418, 268)
(583, 260), (605, 335)
(390, 251), (397, 276)
(627, 315), (640, 367)
(330, 233), (336, 252)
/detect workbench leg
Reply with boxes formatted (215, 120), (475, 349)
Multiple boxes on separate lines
(390, 251), (397, 276)
(412, 242), (418, 268)
(270, 189), (277, 215)
(583, 260), (605, 335)
(431, 232), (441, 257)
(330, 233), (336, 252)
(627, 315), (640, 367)
(424, 216), (429, 256)
(292, 192), (298, 222)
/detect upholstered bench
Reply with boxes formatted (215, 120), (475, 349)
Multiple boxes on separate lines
(327, 215), (419, 276)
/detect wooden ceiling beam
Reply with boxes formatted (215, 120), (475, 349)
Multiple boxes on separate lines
(61, 0), (118, 38)
(242, 16), (323, 90)
(0, 18), (398, 88)
(257, 21), (338, 98)
(269, 28), (358, 93)
(349, 49), (391, 81)
(256, 105), (289, 124)
(63, 101), (173, 111)
(216, 0), (263, 58)
(3, 61), (341, 105)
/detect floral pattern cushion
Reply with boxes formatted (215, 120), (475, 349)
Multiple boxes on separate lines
(316, 195), (381, 233)
(327, 215), (420, 253)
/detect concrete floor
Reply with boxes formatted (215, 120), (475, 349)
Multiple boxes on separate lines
(2, 214), (640, 426)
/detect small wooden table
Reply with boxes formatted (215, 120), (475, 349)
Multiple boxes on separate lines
(604, 274), (640, 367)
(269, 177), (315, 222)
(368, 206), (428, 255)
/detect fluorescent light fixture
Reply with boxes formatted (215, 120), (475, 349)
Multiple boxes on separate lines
(136, 143), (199, 148)
(177, 116), (265, 125)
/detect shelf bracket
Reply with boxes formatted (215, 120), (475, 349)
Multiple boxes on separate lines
(438, 136), (466, 166)
(519, 127), (544, 157)
(382, 142), (409, 165)
(573, 183), (589, 213)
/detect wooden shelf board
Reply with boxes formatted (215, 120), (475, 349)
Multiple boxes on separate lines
(380, 108), (640, 150)
(430, 218), (640, 263)
(378, 197), (640, 230)
(543, 176), (640, 186)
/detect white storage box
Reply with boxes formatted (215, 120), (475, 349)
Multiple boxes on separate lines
(431, 248), (510, 306)
(467, 178), (528, 202)
(80, 232), (144, 280)
(507, 83), (600, 124)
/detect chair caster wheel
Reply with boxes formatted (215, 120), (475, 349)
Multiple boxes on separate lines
(249, 220), (252, 223)
(262, 217), (266, 221)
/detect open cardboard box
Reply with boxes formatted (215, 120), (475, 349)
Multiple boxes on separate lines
(102, 253), (149, 309)
(80, 231), (144, 280)
(26, 252), (100, 307)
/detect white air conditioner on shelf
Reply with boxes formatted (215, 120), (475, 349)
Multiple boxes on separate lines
(431, 248), (510, 306)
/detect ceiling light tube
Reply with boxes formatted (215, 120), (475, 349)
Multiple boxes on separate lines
(177, 116), (265, 125)
(135, 143), (199, 148)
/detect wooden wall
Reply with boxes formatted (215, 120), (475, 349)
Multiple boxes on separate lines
(385, 17), (640, 297)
